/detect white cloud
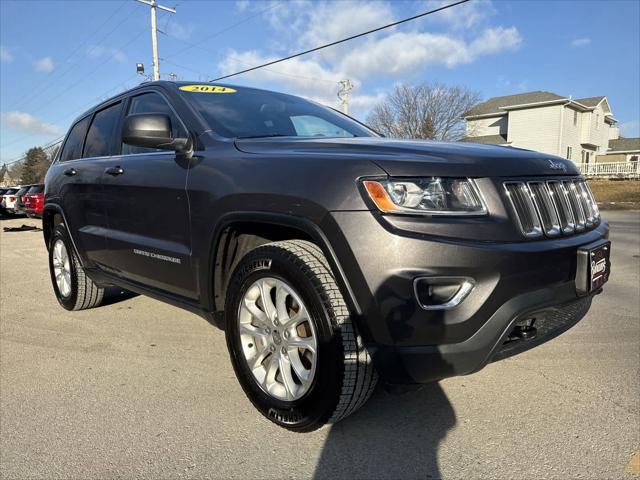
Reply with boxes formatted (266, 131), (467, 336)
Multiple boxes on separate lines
(165, 21), (196, 40)
(571, 37), (591, 47)
(1, 111), (62, 136)
(424, 0), (496, 30)
(470, 27), (521, 56)
(0, 46), (13, 63)
(33, 56), (54, 72)
(216, 0), (522, 116)
(236, 0), (250, 12)
(86, 45), (127, 63)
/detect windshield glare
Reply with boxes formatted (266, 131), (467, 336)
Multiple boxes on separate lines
(178, 86), (376, 139)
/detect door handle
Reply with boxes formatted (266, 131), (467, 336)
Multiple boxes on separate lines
(104, 166), (124, 176)
(64, 168), (77, 176)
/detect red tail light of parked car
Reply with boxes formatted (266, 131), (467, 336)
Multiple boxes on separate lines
(24, 184), (45, 218)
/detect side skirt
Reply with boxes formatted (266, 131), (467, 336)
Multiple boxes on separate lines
(85, 268), (221, 329)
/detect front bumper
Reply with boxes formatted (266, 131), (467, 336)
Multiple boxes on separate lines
(324, 211), (609, 384)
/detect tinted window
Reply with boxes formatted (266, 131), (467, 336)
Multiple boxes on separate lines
(27, 185), (44, 193)
(84, 102), (122, 158)
(60, 116), (90, 162)
(4, 189), (18, 195)
(178, 86), (375, 139)
(122, 92), (184, 155)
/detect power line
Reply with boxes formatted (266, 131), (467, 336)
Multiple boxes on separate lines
(3, 137), (64, 166)
(163, 2), (280, 60)
(0, 29), (144, 150)
(7, 0), (132, 112)
(210, 0), (470, 82)
(1, 75), (139, 154)
(161, 37), (340, 85)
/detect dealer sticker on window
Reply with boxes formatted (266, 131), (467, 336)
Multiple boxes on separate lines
(179, 85), (236, 94)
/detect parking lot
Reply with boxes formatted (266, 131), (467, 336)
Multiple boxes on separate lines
(0, 210), (638, 479)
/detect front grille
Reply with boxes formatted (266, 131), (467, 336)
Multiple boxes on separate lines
(504, 178), (600, 238)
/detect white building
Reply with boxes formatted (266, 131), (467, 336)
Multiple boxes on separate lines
(462, 91), (635, 165)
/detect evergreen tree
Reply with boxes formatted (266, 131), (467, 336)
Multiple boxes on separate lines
(20, 147), (48, 184)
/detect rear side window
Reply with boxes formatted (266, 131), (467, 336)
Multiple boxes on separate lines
(60, 116), (90, 162)
(84, 102), (123, 158)
(122, 92), (184, 155)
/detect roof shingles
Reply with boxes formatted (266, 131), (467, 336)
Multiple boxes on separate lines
(466, 91), (566, 117)
(608, 137), (640, 152)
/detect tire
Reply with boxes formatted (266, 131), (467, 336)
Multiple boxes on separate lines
(224, 240), (377, 432)
(48, 223), (104, 311)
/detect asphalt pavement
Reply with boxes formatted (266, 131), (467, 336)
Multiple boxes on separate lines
(1, 210), (638, 479)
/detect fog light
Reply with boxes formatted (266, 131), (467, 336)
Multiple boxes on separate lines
(413, 277), (475, 310)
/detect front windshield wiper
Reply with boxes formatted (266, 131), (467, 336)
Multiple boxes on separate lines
(236, 134), (291, 140)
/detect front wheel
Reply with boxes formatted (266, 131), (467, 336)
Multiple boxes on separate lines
(225, 240), (377, 432)
(48, 224), (104, 311)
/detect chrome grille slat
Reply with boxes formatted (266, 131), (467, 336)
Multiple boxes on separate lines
(576, 180), (597, 226)
(504, 182), (543, 238)
(563, 180), (586, 232)
(505, 178), (599, 239)
(528, 182), (561, 237)
(547, 181), (575, 234)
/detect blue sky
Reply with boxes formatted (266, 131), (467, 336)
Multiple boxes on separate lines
(1, 0), (639, 163)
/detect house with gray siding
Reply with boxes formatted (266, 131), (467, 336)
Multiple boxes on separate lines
(462, 91), (627, 165)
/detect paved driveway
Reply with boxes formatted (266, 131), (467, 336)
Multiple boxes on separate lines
(1, 211), (638, 479)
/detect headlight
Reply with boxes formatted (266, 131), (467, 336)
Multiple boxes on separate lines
(362, 178), (487, 215)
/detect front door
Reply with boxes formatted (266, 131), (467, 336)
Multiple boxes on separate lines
(101, 90), (196, 299)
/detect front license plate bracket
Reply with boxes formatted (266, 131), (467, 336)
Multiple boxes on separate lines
(576, 240), (611, 295)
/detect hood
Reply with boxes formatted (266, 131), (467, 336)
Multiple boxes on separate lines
(234, 137), (579, 177)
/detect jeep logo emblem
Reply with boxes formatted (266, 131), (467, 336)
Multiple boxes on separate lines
(547, 159), (567, 171)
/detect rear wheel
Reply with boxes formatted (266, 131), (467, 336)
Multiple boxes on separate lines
(48, 223), (104, 311)
(225, 240), (377, 432)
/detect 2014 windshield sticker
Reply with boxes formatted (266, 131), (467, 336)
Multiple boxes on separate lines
(179, 85), (236, 94)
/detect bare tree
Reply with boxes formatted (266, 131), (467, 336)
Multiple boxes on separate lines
(367, 83), (481, 141)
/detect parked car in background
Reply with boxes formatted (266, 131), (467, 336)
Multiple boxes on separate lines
(13, 185), (32, 216)
(24, 184), (45, 218)
(1, 187), (21, 215)
(0, 188), (8, 213)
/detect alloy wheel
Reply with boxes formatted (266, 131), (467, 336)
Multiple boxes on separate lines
(237, 277), (318, 401)
(52, 239), (72, 298)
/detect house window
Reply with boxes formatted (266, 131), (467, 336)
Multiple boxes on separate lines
(566, 146), (573, 160)
(573, 110), (578, 126)
(584, 151), (590, 164)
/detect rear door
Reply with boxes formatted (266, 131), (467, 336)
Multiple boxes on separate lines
(57, 102), (122, 266)
(101, 90), (195, 299)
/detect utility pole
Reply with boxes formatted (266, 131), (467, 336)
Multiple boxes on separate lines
(337, 79), (354, 115)
(135, 0), (176, 81)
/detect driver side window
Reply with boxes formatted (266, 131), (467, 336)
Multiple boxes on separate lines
(121, 92), (184, 155)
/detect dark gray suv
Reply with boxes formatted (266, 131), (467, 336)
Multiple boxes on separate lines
(44, 81), (610, 431)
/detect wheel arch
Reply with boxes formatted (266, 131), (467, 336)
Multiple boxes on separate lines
(42, 204), (66, 250)
(208, 212), (362, 319)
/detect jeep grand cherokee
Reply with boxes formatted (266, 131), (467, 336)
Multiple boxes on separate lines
(43, 81), (610, 431)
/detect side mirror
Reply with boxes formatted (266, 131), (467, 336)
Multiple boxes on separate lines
(122, 113), (191, 155)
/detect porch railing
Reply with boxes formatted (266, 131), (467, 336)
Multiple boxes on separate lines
(578, 162), (640, 178)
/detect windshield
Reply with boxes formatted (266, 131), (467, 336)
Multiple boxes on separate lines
(178, 85), (376, 139)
